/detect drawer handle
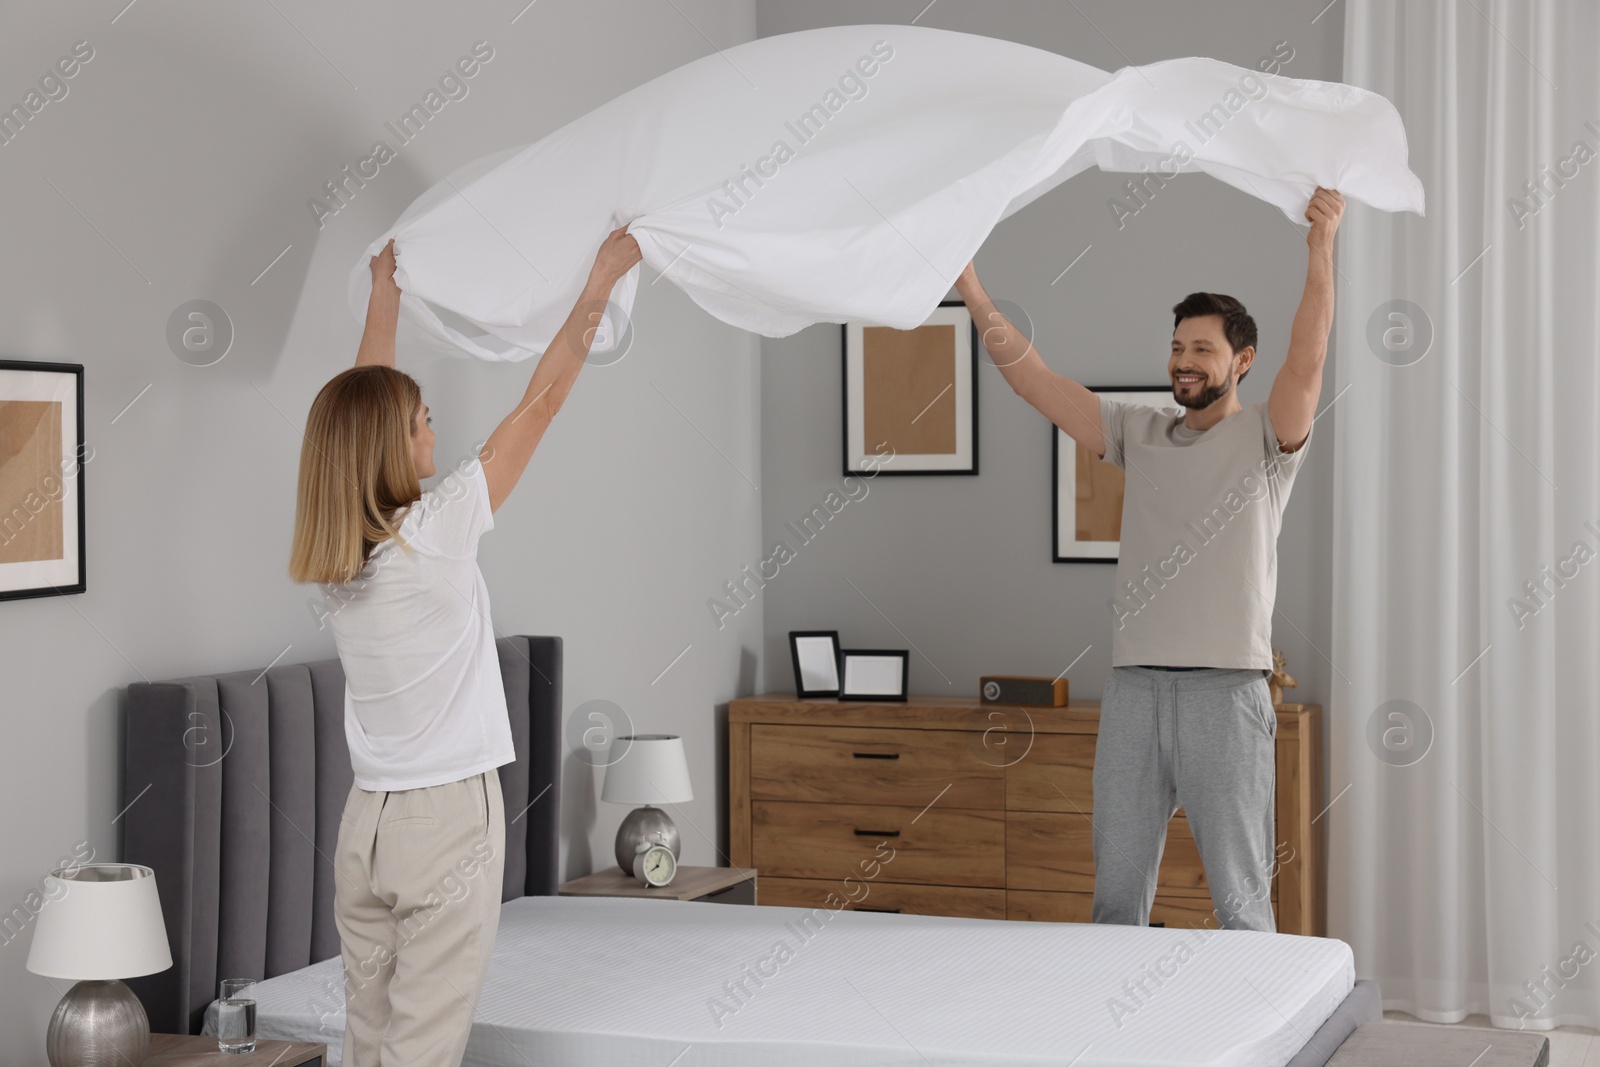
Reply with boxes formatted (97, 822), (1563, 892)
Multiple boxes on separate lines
(852, 752), (900, 760)
(853, 828), (900, 837)
(856, 906), (901, 913)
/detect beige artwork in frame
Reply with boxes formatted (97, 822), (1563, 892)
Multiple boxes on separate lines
(0, 360), (86, 599)
(1052, 385), (1175, 562)
(842, 300), (977, 476)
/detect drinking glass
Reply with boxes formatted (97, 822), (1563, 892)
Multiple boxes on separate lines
(217, 978), (257, 1054)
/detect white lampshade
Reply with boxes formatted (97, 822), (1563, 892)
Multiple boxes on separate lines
(601, 734), (694, 805)
(26, 864), (173, 980)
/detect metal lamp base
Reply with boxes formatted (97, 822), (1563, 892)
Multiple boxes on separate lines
(46, 979), (150, 1067)
(614, 805), (681, 872)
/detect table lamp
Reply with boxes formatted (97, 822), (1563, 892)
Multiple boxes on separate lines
(26, 863), (174, 1067)
(601, 733), (694, 871)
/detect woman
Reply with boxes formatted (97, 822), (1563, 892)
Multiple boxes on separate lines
(288, 225), (641, 1067)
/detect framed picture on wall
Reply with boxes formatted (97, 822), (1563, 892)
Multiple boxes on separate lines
(842, 300), (977, 476)
(1051, 385), (1175, 563)
(0, 360), (86, 600)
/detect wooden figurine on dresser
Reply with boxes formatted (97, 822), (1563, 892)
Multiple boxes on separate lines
(1269, 648), (1299, 706)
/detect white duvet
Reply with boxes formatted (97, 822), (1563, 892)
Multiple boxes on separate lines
(213, 895), (1355, 1067)
(347, 23), (1424, 361)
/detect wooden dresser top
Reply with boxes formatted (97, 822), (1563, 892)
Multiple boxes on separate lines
(729, 692), (1096, 729)
(728, 693), (1314, 735)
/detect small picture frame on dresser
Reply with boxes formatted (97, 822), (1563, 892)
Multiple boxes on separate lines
(788, 630), (841, 697)
(838, 649), (909, 701)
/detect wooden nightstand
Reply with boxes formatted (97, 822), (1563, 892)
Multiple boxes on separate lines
(559, 865), (757, 904)
(144, 1033), (326, 1065)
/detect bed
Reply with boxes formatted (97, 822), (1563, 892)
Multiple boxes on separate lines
(122, 635), (1386, 1067)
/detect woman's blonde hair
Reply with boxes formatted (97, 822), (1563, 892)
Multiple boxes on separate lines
(289, 365), (423, 586)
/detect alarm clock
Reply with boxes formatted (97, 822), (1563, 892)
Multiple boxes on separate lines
(632, 839), (677, 887)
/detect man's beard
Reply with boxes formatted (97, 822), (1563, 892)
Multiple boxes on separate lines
(1172, 374), (1233, 410)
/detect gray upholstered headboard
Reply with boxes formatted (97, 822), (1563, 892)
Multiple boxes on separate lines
(119, 634), (563, 1036)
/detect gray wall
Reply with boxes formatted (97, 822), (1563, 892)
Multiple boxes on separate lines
(0, 0), (1346, 1050)
(0, 0), (760, 1048)
(756, 1), (1342, 717)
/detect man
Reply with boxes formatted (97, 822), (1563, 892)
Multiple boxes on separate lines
(955, 187), (1345, 931)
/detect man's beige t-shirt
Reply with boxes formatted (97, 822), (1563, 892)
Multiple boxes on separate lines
(1097, 396), (1310, 670)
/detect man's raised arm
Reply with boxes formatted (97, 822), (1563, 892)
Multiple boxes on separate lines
(1268, 187), (1345, 453)
(955, 261), (1105, 459)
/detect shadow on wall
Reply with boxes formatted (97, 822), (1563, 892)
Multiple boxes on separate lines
(157, 43), (468, 384)
(561, 749), (598, 879)
(714, 645), (759, 859)
(31, 17), (504, 382)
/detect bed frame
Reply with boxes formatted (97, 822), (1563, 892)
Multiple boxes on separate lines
(116, 634), (1537, 1067)
(119, 635), (562, 1036)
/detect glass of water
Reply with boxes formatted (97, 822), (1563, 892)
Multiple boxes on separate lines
(217, 978), (258, 1054)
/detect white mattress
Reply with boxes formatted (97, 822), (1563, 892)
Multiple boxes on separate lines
(209, 895), (1354, 1067)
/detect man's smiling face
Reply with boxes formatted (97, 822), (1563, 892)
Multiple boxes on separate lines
(1169, 313), (1252, 410)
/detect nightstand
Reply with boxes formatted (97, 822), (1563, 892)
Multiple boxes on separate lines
(559, 865), (757, 904)
(144, 1034), (326, 1065)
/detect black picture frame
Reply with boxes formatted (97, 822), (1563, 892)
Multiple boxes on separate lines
(788, 630), (841, 698)
(838, 649), (910, 702)
(842, 299), (979, 476)
(1051, 384), (1173, 564)
(0, 359), (86, 600)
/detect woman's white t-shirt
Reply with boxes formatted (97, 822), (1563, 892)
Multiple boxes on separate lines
(320, 457), (515, 792)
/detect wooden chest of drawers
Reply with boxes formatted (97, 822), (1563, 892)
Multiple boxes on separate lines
(728, 694), (1325, 935)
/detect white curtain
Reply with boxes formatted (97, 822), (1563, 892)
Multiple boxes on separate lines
(1333, 0), (1600, 1030)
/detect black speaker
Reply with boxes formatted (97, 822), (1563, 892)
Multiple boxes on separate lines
(978, 675), (1069, 707)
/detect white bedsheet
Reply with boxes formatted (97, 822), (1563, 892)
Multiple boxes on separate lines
(346, 23), (1424, 362)
(214, 895), (1354, 1067)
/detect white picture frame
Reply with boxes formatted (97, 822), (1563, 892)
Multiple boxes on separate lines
(838, 649), (909, 702)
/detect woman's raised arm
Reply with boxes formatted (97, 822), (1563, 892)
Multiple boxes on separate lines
(479, 226), (642, 513)
(354, 239), (400, 368)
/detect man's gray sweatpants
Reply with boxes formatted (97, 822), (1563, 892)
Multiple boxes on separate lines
(1090, 665), (1278, 932)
